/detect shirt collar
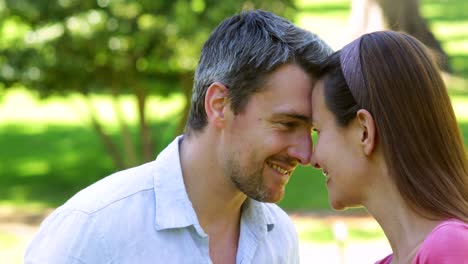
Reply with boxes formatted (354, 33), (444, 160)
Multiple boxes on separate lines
(241, 198), (275, 238)
(152, 135), (202, 232)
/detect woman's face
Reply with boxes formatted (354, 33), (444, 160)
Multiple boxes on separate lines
(310, 80), (374, 210)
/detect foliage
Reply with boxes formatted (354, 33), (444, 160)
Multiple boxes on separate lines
(0, 0), (295, 168)
(1, 0), (295, 96)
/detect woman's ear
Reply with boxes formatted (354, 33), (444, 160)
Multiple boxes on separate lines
(204, 82), (228, 128)
(356, 109), (377, 156)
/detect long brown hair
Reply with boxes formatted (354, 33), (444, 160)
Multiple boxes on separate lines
(319, 31), (468, 221)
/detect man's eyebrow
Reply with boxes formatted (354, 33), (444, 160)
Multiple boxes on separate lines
(272, 112), (312, 124)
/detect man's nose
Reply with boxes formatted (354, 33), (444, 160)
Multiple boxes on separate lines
(288, 132), (312, 165)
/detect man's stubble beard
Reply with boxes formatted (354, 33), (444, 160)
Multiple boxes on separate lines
(224, 155), (273, 202)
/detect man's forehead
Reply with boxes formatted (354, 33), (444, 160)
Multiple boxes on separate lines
(311, 80), (325, 121)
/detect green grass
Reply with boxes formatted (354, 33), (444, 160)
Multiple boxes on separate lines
(0, 87), (183, 208)
(279, 165), (330, 210)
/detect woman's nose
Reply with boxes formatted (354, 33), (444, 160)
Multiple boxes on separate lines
(310, 150), (321, 169)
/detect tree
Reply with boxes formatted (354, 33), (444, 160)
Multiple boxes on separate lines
(0, 0), (295, 170)
(347, 0), (450, 72)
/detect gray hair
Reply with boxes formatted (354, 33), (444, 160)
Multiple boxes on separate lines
(185, 9), (332, 135)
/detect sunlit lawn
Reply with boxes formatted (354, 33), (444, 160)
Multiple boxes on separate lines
(0, 87), (185, 207)
(0, 233), (29, 264)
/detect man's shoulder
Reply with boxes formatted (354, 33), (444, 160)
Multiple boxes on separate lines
(261, 202), (291, 219)
(60, 160), (158, 215)
(25, 160), (166, 263)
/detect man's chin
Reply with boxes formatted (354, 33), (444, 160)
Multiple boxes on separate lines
(272, 193), (286, 203)
(257, 190), (285, 203)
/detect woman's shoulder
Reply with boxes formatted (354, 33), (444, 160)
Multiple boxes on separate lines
(375, 254), (392, 264)
(427, 218), (468, 241)
(414, 218), (468, 263)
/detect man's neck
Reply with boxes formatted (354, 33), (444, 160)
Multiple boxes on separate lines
(179, 133), (247, 231)
(180, 133), (247, 263)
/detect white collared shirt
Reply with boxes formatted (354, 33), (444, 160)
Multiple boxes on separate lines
(25, 136), (299, 264)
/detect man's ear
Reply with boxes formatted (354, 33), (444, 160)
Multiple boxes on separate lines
(356, 109), (377, 156)
(205, 82), (228, 128)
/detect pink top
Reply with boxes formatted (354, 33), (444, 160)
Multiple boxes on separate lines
(376, 218), (468, 264)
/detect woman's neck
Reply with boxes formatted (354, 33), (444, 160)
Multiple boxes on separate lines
(365, 181), (441, 264)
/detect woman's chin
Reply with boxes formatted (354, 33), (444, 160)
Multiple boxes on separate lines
(330, 199), (364, 211)
(329, 199), (348, 211)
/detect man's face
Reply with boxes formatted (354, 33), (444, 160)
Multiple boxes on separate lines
(221, 64), (313, 203)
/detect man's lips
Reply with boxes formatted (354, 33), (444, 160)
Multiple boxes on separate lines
(266, 161), (294, 176)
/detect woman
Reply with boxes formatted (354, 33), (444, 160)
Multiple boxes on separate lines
(310, 30), (468, 263)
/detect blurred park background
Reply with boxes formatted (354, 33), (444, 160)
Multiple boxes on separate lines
(0, 0), (467, 263)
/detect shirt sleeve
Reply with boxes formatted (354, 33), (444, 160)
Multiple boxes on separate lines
(414, 221), (468, 264)
(24, 209), (109, 264)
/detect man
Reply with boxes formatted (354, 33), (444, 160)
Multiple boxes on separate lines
(25, 10), (332, 263)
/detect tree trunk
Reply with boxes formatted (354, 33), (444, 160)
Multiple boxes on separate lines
(348, 0), (451, 72)
(82, 92), (125, 170)
(111, 87), (138, 168)
(348, 0), (385, 39)
(135, 87), (155, 162)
